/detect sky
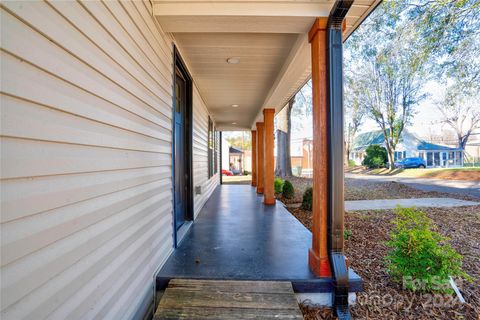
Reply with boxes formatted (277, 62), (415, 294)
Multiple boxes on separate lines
(287, 79), (454, 143)
(224, 79), (459, 147)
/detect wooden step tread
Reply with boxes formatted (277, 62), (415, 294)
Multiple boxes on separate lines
(154, 279), (303, 320)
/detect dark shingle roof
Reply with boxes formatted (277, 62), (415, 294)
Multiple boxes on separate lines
(229, 146), (243, 154)
(352, 130), (387, 151)
(416, 141), (457, 151)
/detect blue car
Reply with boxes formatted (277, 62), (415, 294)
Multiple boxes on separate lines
(394, 157), (426, 169)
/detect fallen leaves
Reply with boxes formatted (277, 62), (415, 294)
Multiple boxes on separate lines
(282, 177), (480, 319)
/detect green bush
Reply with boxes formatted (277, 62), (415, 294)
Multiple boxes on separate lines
(348, 159), (356, 167)
(362, 145), (387, 168)
(302, 187), (313, 211)
(274, 177), (284, 194)
(386, 207), (471, 293)
(282, 180), (294, 199)
(344, 229), (352, 240)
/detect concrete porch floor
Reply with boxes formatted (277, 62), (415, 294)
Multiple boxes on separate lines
(157, 185), (361, 293)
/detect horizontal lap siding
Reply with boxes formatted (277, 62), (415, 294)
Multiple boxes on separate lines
(0, 1), (213, 319)
(192, 87), (220, 218)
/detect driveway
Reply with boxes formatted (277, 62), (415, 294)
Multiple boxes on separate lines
(345, 173), (480, 199)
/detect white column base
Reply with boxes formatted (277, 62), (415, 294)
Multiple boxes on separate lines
(295, 292), (357, 307)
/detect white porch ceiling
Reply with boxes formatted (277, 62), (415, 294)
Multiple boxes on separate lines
(173, 33), (298, 129)
(154, 0), (380, 130)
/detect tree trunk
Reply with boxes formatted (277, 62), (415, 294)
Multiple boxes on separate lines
(458, 133), (468, 150)
(275, 130), (289, 177)
(387, 147), (395, 170)
(345, 141), (350, 166)
(285, 98), (293, 176)
(275, 97), (294, 177)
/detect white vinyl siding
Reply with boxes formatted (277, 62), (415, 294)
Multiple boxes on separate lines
(192, 87), (220, 218)
(1, 1), (217, 319)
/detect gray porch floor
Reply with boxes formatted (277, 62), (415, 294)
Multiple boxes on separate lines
(157, 184), (361, 293)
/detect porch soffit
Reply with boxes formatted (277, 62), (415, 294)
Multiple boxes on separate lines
(154, 0), (380, 130)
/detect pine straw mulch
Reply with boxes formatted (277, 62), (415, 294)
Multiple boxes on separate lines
(288, 205), (480, 320)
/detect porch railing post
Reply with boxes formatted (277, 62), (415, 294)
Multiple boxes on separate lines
(307, 17), (331, 278)
(256, 122), (265, 194)
(251, 130), (257, 187)
(263, 109), (275, 205)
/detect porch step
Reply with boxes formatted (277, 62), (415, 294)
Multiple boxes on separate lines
(154, 279), (303, 320)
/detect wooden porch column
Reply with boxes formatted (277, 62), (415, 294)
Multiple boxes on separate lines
(263, 109), (275, 205)
(308, 18), (331, 277)
(256, 122), (265, 194)
(251, 130), (257, 187)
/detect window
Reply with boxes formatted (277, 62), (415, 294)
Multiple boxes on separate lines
(455, 151), (462, 165)
(427, 152), (433, 166)
(394, 151), (405, 161)
(434, 152), (440, 166)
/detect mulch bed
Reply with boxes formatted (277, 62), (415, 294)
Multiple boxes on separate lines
(280, 177), (480, 319)
(291, 205), (480, 319)
(276, 176), (313, 204)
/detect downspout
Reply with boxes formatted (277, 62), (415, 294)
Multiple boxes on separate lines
(327, 1), (354, 319)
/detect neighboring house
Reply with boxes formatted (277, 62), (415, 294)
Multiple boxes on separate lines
(350, 130), (464, 168)
(1, 1), (379, 319)
(229, 146), (244, 172)
(273, 137), (310, 176)
(229, 146), (252, 173)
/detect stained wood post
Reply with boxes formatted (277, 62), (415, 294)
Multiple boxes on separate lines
(251, 130), (257, 187)
(256, 122), (265, 194)
(308, 17), (331, 277)
(263, 109), (275, 205)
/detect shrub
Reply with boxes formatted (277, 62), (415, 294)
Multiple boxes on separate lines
(343, 229), (352, 240)
(348, 159), (356, 167)
(385, 206), (471, 293)
(282, 180), (294, 199)
(302, 187), (313, 211)
(362, 145), (387, 168)
(274, 177), (284, 194)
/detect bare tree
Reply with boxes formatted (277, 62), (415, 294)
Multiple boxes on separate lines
(344, 75), (365, 164)
(275, 97), (295, 177)
(351, 46), (425, 169)
(275, 80), (312, 177)
(346, 5), (426, 170)
(437, 86), (480, 149)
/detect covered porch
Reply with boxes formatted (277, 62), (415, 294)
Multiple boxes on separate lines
(157, 184), (362, 292)
(155, 0), (380, 317)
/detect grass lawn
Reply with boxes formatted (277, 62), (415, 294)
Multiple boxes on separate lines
(278, 176), (480, 319)
(346, 166), (480, 181)
(222, 175), (252, 184)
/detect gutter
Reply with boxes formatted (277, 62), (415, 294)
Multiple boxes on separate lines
(327, 1), (354, 319)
